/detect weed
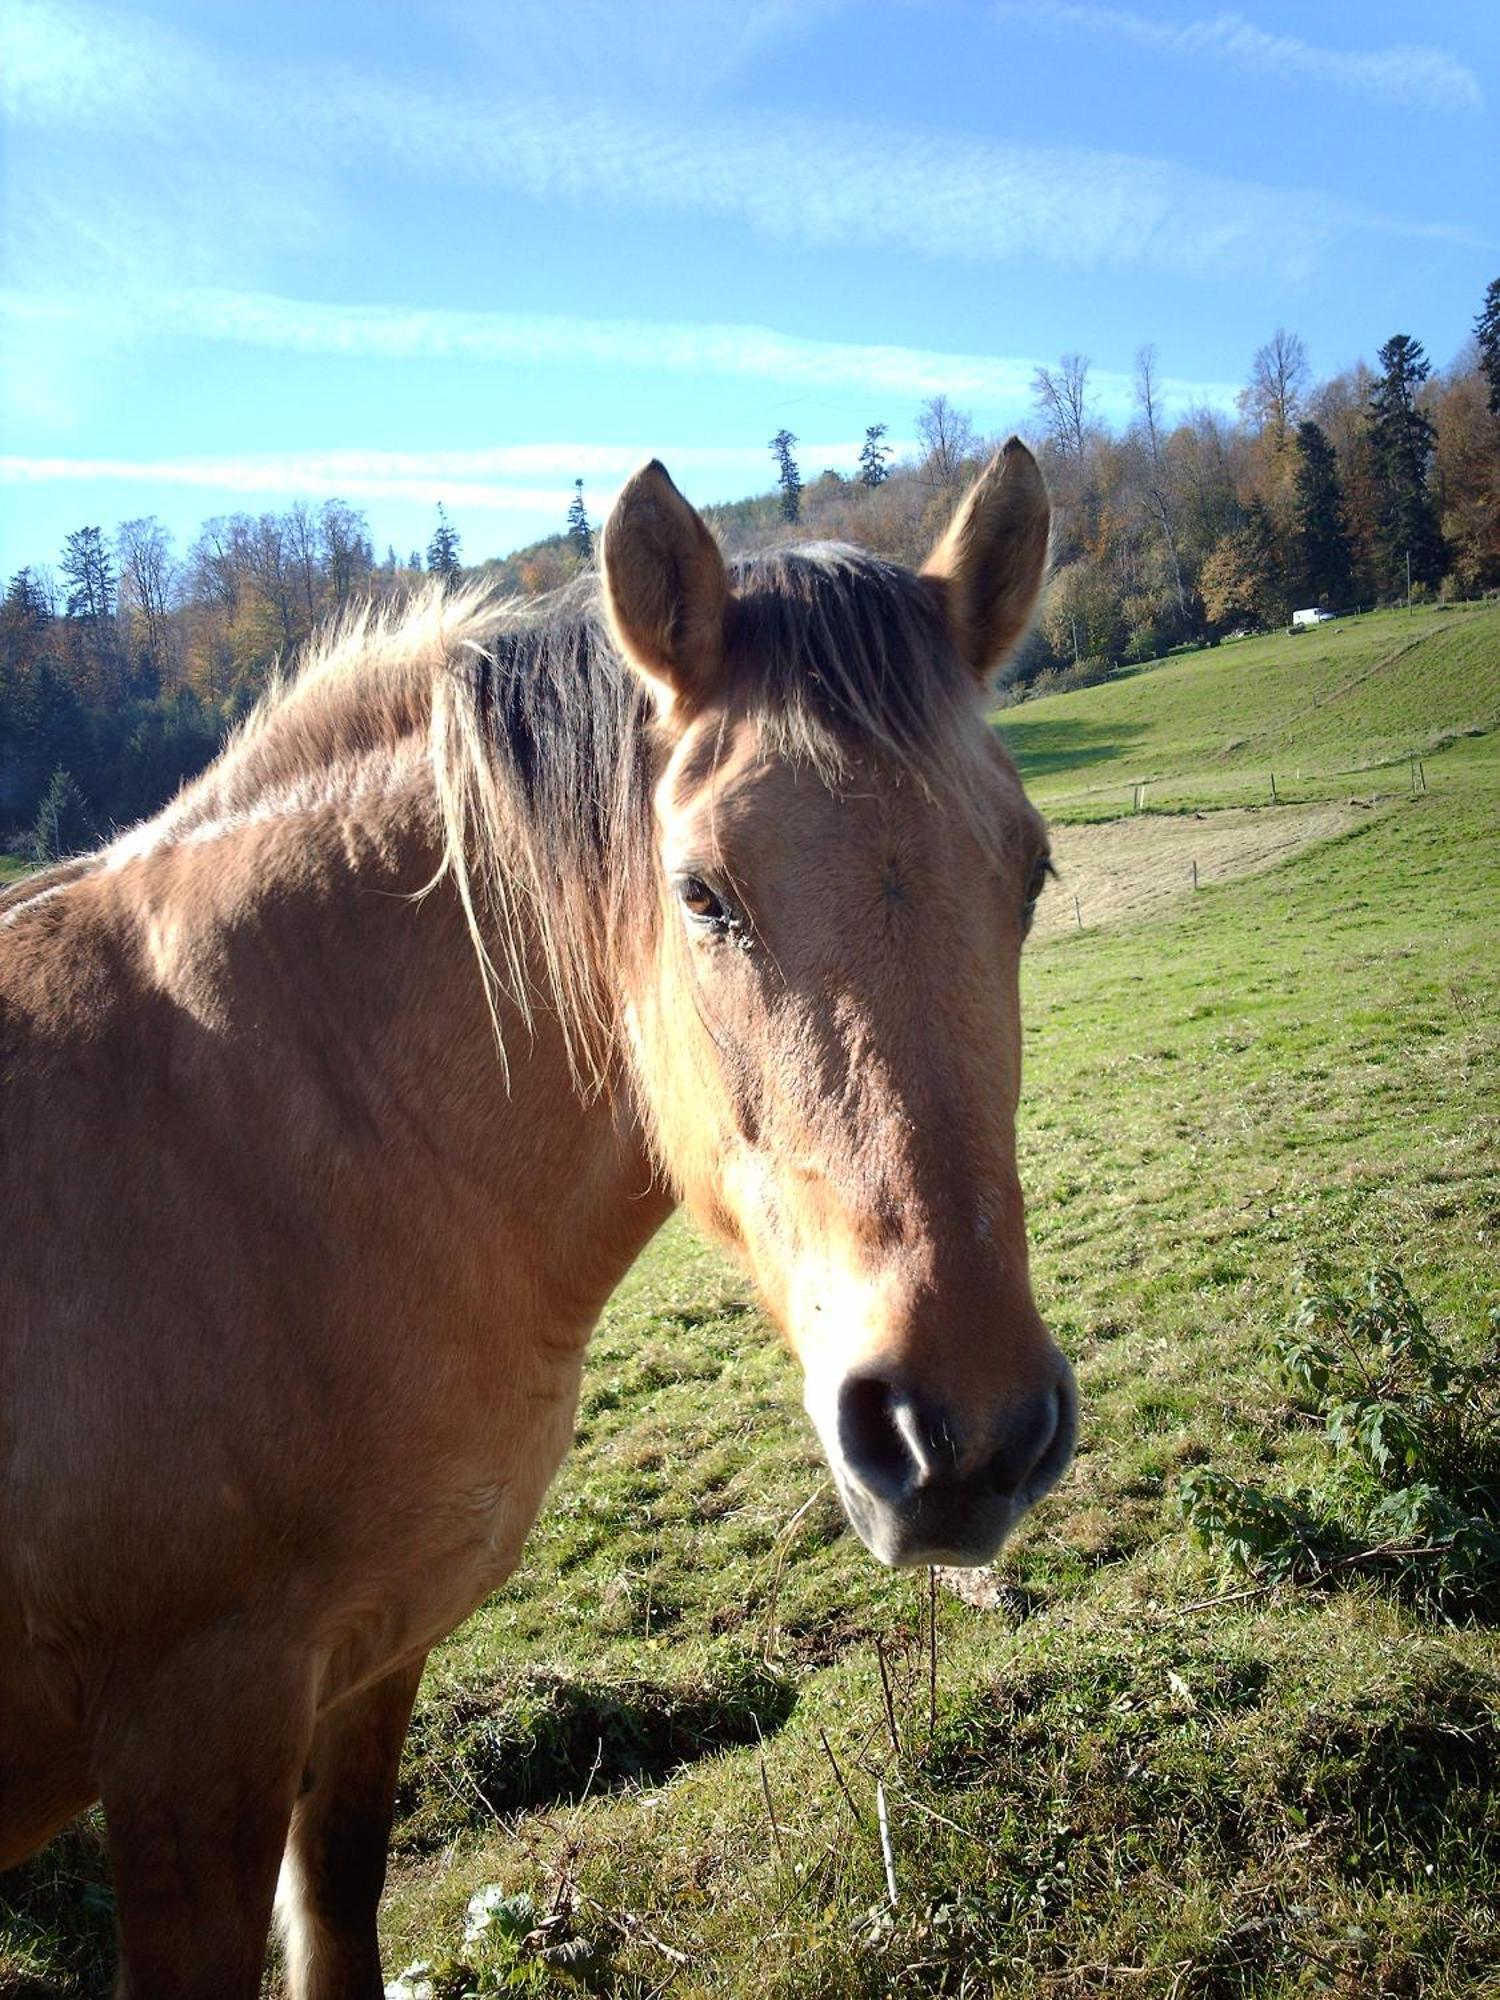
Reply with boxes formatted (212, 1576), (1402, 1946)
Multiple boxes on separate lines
(1180, 1267), (1500, 1613)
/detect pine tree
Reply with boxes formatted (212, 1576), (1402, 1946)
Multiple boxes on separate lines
(566, 479), (593, 560)
(769, 429), (802, 524)
(1476, 278), (1500, 419)
(857, 423), (891, 488)
(1367, 335), (1446, 591)
(426, 504), (462, 582)
(59, 527), (116, 625)
(32, 765), (92, 863)
(1290, 422), (1354, 609)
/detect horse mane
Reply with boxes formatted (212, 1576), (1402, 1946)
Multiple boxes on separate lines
(15, 553), (991, 1083)
(428, 547), (988, 1088)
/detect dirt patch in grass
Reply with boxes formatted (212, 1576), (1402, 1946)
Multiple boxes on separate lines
(1033, 801), (1372, 941)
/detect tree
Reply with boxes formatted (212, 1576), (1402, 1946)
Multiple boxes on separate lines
(1475, 278), (1500, 418)
(116, 517), (176, 684)
(1031, 355), (1092, 459)
(857, 423), (891, 488)
(1239, 329), (1309, 451)
(1132, 346), (1190, 633)
(566, 479), (593, 560)
(1199, 501), (1284, 630)
(322, 500), (374, 606)
(59, 526), (116, 626)
(32, 765), (92, 863)
(915, 395), (977, 491)
(426, 504), (462, 582)
(769, 429), (802, 524)
(1289, 422), (1354, 608)
(1367, 334), (1445, 591)
(1433, 367), (1500, 593)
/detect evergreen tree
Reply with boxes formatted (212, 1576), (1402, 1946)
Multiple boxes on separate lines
(1367, 335), (1446, 591)
(1476, 277), (1500, 419)
(769, 429), (802, 523)
(426, 504), (462, 582)
(59, 527), (116, 625)
(2, 567), (53, 651)
(857, 423), (891, 488)
(1290, 422), (1354, 608)
(566, 478), (593, 560)
(32, 766), (92, 863)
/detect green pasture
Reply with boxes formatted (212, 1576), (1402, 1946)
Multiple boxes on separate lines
(3, 608), (1497, 1997)
(1002, 601), (1500, 820)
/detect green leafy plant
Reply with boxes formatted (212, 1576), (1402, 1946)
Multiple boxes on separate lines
(1181, 1267), (1500, 1614)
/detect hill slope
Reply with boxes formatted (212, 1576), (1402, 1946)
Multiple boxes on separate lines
(999, 602), (1500, 818)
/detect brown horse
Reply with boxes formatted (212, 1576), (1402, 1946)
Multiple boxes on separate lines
(0, 442), (1073, 1996)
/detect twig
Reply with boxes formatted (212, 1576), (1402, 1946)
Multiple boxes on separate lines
(759, 1481), (830, 1661)
(1172, 1580), (1279, 1616)
(927, 1565), (938, 1742)
(578, 1893), (691, 1966)
(818, 1727), (864, 1827)
(759, 1754), (791, 1881)
(874, 1637), (902, 1760)
(886, 1782), (984, 1847)
(875, 1780), (899, 1907)
(1174, 1538), (1455, 1616)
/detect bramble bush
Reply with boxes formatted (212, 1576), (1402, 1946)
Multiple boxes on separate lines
(1180, 1266), (1500, 1615)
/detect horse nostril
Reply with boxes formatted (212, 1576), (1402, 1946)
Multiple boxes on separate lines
(837, 1373), (925, 1502)
(984, 1366), (1077, 1501)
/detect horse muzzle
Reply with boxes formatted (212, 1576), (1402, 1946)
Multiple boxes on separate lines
(816, 1356), (1078, 1568)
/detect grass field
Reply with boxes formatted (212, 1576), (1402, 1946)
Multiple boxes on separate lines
(3, 605), (1497, 1997)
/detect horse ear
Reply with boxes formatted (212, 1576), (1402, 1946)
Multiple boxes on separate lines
(602, 460), (728, 714)
(921, 438), (1050, 683)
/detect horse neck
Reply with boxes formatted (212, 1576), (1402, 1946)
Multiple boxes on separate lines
(128, 747), (672, 1333)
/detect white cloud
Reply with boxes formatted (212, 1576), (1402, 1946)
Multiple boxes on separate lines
(995, 4), (1483, 112)
(0, 286), (1245, 425)
(0, 439), (901, 513)
(2, 0), (1470, 286)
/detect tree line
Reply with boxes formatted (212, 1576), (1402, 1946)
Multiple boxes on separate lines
(4, 281), (1497, 857)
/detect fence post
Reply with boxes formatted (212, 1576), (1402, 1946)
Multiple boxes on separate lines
(1073, 894), (1083, 931)
(1270, 772), (1278, 802)
(1191, 859), (1198, 891)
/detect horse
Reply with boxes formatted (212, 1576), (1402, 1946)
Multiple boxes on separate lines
(0, 441), (1075, 1997)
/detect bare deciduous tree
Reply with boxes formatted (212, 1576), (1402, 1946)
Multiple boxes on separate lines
(915, 394), (977, 491)
(1239, 328), (1309, 450)
(116, 516), (176, 680)
(1132, 347), (1189, 627)
(1031, 353), (1093, 458)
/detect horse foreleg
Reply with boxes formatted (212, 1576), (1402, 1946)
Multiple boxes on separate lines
(92, 1646), (316, 2000)
(277, 1656), (426, 2000)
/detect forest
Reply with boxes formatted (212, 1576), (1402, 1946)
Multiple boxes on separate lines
(3, 280), (1497, 862)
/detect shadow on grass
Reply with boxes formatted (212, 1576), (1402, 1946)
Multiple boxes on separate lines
(993, 715), (1149, 783)
(395, 1658), (796, 1852)
(0, 1818), (114, 2000)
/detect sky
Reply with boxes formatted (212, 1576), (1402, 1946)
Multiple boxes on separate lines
(1, 0), (1496, 574)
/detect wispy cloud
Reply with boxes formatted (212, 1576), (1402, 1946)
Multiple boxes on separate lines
(0, 440), (898, 513)
(0, 286), (1243, 425)
(3, 0), (1471, 287)
(995, 4), (1483, 112)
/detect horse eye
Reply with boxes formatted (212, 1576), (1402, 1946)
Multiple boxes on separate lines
(1022, 857), (1054, 935)
(676, 874), (727, 926)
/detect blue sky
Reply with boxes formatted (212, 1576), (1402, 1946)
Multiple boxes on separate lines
(2, 0), (1496, 573)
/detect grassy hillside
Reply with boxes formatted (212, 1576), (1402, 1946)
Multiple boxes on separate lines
(1001, 602), (1500, 819)
(4, 616), (1497, 1998)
